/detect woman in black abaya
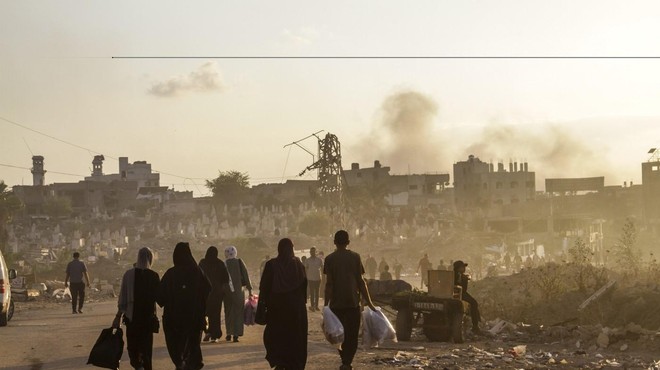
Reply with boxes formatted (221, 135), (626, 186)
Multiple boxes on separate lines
(199, 246), (229, 342)
(260, 238), (308, 370)
(157, 242), (211, 370)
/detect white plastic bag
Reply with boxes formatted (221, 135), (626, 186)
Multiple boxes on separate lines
(362, 306), (397, 348)
(321, 307), (345, 350)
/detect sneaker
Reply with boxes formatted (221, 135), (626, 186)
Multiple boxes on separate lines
(232, 336), (239, 343)
(72, 311), (77, 314)
(77, 309), (83, 314)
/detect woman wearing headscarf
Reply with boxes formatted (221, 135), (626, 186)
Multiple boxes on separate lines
(223, 245), (252, 342)
(112, 247), (160, 370)
(260, 238), (308, 370)
(157, 242), (211, 370)
(198, 246), (229, 342)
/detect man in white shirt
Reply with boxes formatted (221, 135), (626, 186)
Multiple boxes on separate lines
(304, 247), (323, 311)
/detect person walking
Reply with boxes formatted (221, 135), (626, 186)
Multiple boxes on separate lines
(364, 254), (377, 280)
(157, 242), (211, 370)
(304, 247), (323, 311)
(324, 230), (376, 370)
(393, 259), (403, 280)
(112, 247), (160, 370)
(198, 246), (229, 343)
(64, 252), (91, 314)
(260, 238), (308, 370)
(223, 245), (252, 342)
(417, 253), (432, 288)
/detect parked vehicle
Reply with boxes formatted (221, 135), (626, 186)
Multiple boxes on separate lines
(0, 249), (17, 326)
(368, 270), (470, 343)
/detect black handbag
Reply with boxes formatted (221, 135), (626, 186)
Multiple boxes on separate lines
(255, 298), (267, 325)
(87, 327), (124, 370)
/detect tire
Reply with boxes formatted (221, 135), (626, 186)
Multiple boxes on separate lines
(423, 312), (451, 342)
(395, 308), (413, 341)
(0, 310), (7, 327)
(8, 299), (14, 321)
(451, 312), (464, 343)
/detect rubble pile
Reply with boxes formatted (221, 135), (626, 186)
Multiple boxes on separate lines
(471, 263), (660, 331)
(372, 345), (660, 369)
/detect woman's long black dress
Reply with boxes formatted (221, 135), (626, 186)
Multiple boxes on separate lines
(260, 259), (308, 370)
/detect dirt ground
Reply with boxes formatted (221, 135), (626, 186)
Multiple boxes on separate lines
(2, 297), (659, 370)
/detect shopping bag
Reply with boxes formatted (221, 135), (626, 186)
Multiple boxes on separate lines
(87, 327), (124, 369)
(244, 295), (258, 326)
(362, 306), (397, 348)
(321, 306), (344, 350)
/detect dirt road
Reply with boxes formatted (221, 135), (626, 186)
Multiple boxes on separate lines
(2, 299), (659, 369)
(1, 300), (351, 370)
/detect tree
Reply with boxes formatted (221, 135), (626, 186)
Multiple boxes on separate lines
(0, 181), (22, 254)
(568, 237), (593, 293)
(612, 217), (641, 274)
(205, 170), (250, 206)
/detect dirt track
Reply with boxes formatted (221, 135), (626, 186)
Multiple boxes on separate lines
(2, 299), (659, 369)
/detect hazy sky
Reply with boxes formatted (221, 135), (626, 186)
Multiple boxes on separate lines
(3, 1), (660, 195)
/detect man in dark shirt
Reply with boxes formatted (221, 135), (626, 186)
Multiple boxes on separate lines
(453, 260), (481, 334)
(324, 230), (376, 370)
(65, 252), (91, 314)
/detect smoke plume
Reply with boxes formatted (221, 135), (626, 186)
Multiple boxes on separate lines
(357, 90), (446, 174)
(464, 123), (614, 182)
(148, 62), (225, 97)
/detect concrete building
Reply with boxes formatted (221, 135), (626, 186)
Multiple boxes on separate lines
(85, 156), (160, 189)
(642, 155), (660, 222)
(453, 155), (535, 211)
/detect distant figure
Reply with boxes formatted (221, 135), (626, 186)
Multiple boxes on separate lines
(301, 255), (308, 300)
(324, 230), (376, 370)
(304, 247), (323, 311)
(365, 254), (377, 280)
(223, 246), (252, 342)
(65, 252), (91, 314)
(437, 259), (447, 271)
(417, 253), (432, 288)
(513, 253), (523, 272)
(157, 242), (211, 370)
(503, 253), (512, 272)
(318, 251), (326, 300)
(393, 259), (403, 280)
(378, 257), (388, 274)
(379, 265), (393, 281)
(260, 238), (308, 370)
(453, 260), (481, 334)
(199, 246), (229, 343)
(113, 247), (160, 370)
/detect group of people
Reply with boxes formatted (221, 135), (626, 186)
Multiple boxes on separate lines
(364, 255), (403, 281)
(107, 243), (252, 370)
(70, 232), (482, 369)
(97, 229), (376, 370)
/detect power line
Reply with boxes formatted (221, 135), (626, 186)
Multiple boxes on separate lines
(1, 115), (212, 183)
(0, 115), (114, 159)
(0, 163), (84, 177)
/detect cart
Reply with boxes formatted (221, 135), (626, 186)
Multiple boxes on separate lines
(368, 270), (469, 343)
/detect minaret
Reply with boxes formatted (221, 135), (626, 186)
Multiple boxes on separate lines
(92, 155), (104, 177)
(31, 155), (46, 186)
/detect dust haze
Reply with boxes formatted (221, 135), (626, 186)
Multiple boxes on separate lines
(357, 90), (614, 183)
(356, 90), (446, 173)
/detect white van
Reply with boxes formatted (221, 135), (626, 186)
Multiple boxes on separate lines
(0, 249), (17, 326)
